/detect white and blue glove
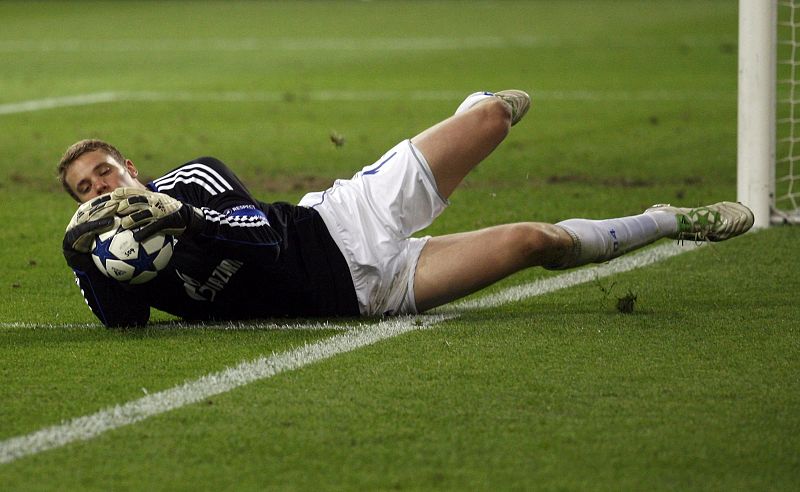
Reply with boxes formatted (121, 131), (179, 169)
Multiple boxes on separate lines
(112, 188), (204, 241)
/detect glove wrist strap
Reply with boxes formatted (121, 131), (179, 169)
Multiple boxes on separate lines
(181, 205), (205, 238)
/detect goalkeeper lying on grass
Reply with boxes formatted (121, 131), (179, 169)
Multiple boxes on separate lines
(58, 90), (754, 327)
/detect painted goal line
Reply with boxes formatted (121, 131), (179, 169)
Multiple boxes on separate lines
(0, 241), (699, 465)
(0, 320), (355, 332)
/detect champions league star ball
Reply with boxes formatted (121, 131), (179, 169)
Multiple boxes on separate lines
(91, 217), (174, 284)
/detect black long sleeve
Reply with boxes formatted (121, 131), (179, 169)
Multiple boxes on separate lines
(64, 156), (358, 327)
(64, 250), (150, 327)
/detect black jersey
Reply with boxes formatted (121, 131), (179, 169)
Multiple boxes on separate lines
(64, 157), (359, 327)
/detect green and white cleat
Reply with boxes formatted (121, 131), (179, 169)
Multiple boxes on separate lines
(646, 201), (755, 242)
(494, 89), (531, 126)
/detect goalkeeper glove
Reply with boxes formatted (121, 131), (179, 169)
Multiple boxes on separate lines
(112, 187), (203, 241)
(65, 192), (121, 230)
(63, 193), (121, 253)
(63, 216), (117, 253)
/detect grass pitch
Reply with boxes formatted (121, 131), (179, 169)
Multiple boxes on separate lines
(1, 1), (799, 490)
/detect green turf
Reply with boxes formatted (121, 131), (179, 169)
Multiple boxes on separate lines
(1, 0), (798, 490)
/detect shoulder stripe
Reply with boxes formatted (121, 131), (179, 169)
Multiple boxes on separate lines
(155, 176), (222, 196)
(153, 164), (234, 195)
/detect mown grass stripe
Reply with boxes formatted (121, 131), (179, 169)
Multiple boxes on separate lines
(0, 89), (733, 116)
(0, 36), (732, 53)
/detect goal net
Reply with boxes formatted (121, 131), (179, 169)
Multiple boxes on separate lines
(738, 0), (800, 226)
(775, 0), (800, 223)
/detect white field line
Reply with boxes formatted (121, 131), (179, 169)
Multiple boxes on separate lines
(0, 320), (353, 331)
(0, 241), (700, 464)
(0, 92), (119, 115)
(0, 314), (456, 465)
(0, 322), (100, 330)
(0, 89), (732, 116)
(450, 241), (702, 312)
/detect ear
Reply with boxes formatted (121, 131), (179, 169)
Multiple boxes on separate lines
(124, 159), (139, 178)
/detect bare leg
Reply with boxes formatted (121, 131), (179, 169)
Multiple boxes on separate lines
(410, 95), (552, 311)
(414, 223), (573, 312)
(407, 93), (753, 314)
(411, 98), (511, 199)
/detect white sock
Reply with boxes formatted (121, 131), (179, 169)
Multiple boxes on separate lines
(553, 213), (675, 268)
(454, 91), (495, 115)
(645, 209), (681, 235)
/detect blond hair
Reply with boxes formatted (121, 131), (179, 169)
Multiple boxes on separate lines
(57, 139), (126, 202)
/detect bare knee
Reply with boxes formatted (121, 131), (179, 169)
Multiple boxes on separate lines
(477, 98), (512, 135)
(502, 223), (573, 266)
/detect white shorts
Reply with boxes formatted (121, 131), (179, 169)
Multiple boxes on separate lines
(298, 140), (448, 316)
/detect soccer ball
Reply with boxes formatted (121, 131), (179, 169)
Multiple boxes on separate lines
(91, 217), (174, 284)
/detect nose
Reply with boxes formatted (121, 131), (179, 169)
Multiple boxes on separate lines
(93, 178), (109, 197)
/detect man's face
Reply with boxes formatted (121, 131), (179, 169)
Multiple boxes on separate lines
(65, 150), (143, 203)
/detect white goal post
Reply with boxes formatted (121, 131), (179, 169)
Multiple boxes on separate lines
(738, 0), (800, 226)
